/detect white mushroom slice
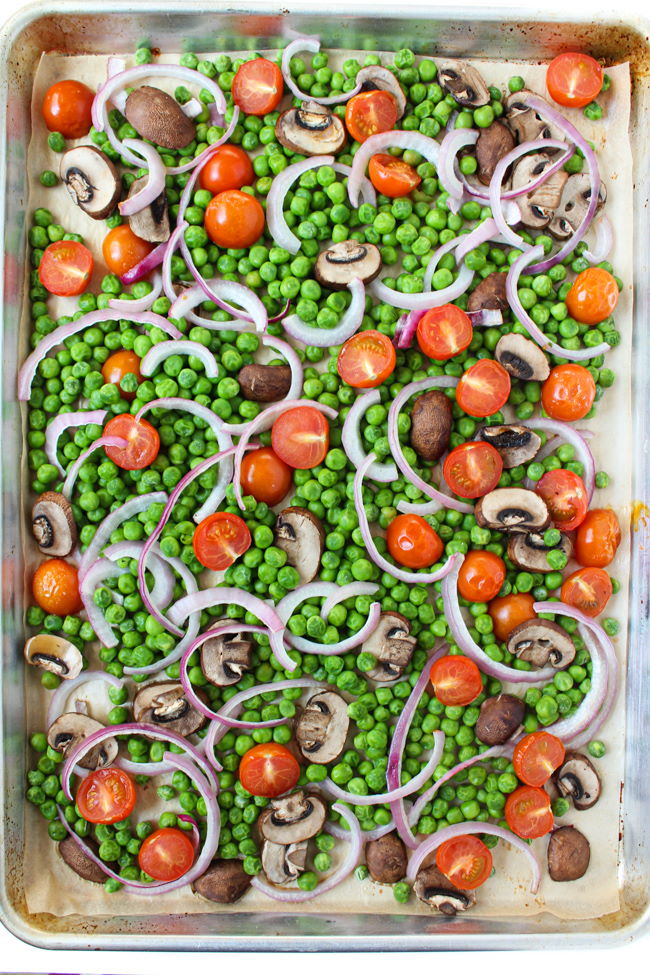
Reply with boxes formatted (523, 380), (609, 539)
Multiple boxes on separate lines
(257, 790), (327, 845)
(24, 634), (83, 680)
(475, 488), (551, 533)
(508, 531), (573, 573)
(59, 145), (121, 220)
(495, 333), (550, 382)
(133, 681), (205, 737)
(31, 492), (77, 557)
(275, 102), (346, 155)
(478, 425), (542, 469)
(261, 840), (308, 885)
(437, 61), (490, 107)
(414, 865), (476, 915)
(511, 153), (568, 229)
(274, 507), (324, 585)
(295, 691), (349, 764)
(360, 612), (416, 682)
(314, 241), (381, 290)
(554, 752), (601, 810)
(505, 90), (563, 143)
(355, 65), (407, 118)
(200, 626), (253, 687)
(507, 619), (576, 669)
(126, 175), (170, 243)
(47, 713), (117, 770)
(549, 173), (607, 240)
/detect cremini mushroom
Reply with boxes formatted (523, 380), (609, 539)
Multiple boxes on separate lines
(409, 389), (453, 462)
(200, 627), (254, 688)
(274, 507), (324, 585)
(275, 101), (346, 155)
(314, 240), (381, 290)
(553, 752), (601, 810)
(24, 634), (83, 680)
(507, 619), (576, 669)
(505, 90), (560, 143)
(59, 836), (109, 883)
(359, 612), (417, 682)
(475, 488), (551, 533)
(125, 86), (195, 149)
(467, 271), (508, 315)
(475, 693), (525, 746)
(511, 153), (568, 229)
(414, 865), (476, 914)
(47, 713), (117, 770)
(549, 173), (607, 240)
(365, 833), (407, 884)
(59, 145), (121, 220)
(508, 531), (573, 573)
(133, 681), (205, 736)
(437, 61), (490, 107)
(238, 363), (292, 402)
(478, 424), (542, 469)
(31, 492), (77, 557)
(193, 858), (252, 903)
(355, 65), (407, 118)
(257, 790), (327, 845)
(495, 333), (550, 382)
(261, 840), (308, 885)
(547, 826), (591, 881)
(294, 690), (349, 765)
(126, 175), (170, 243)
(475, 121), (516, 186)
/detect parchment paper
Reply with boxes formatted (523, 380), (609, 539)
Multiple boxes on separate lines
(21, 48), (633, 922)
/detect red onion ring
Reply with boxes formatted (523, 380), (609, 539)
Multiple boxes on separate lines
(62, 436), (127, 500)
(285, 600), (382, 656)
(330, 162), (377, 206)
(368, 264), (473, 312)
(79, 557), (129, 648)
(348, 130), (440, 208)
(120, 241), (169, 285)
(393, 310), (425, 350)
(320, 582), (379, 620)
(267, 155), (335, 254)
(166, 106), (240, 177)
(281, 38), (362, 105)
(118, 139), (168, 216)
(108, 272), (163, 313)
(583, 214), (613, 264)
(78, 490), (167, 582)
(341, 389), (397, 483)
(168, 282), (251, 331)
(140, 339), (219, 379)
(322, 745), (444, 806)
(529, 417), (595, 501)
(281, 278), (366, 347)
(408, 745), (509, 827)
(45, 409), (108, 476)
(436, 128), (479, 211)
(276, 581), (337, 624)
(103, 540), (175, 612)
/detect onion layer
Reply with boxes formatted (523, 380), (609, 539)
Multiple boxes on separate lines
(341, 389), (397, 483)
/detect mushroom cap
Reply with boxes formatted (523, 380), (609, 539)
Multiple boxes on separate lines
(507, 619), (576, 670)
(275, 102), (346, 155)
(475, 488), (551, 533)
(274, 507), (325, 585)
(409, 389), (453, 463)
(59, 836), (108, 883)
(511, 153), (568, 229)
(126, 174), (171, 243)
(478, 425), (542, 469)
(47, 713), (118, 770)
(467, 271), (509, 314)
(261, 839), (308, 885)
(133, 681), (205, 736)
(414, 865), (476, 914)
(365, 832), (407, 884)
(549, 173), (607, 240)
(193, 858), (252, 903)
(238, 363), (292, 403)
(24, 634), (83, 680)
(295, 690), (349, 765)
(475, 693), (525, 746)
(360, 612), (416, 682)
(31, 491), (77, 558)
(125, 86), (195, 149)
(355, 65), (407, 118)
(59, 145), (121, 220)
(200, 624), (254, 687)
(554, 752), (601, 810)
(508, 531), (573, 573)
(437, 61), (490, 107)
(475, 120), (516, 186)
(547, 826), (591, 881)
(495, 333), (550, 382)
(314, 241), (381, 290)
(257, 790), (327, 845)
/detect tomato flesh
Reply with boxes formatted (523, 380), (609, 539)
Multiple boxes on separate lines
(199, 144), (254, 195)
(430, 655), (483, 707)
(455, 359), (511, 418)
(76, 767), (137, 825)
(104, 414), (160, 470)
(138, 827), (195, 882)
(458, 550), (506, 602)
(566, 267), (619, 325)
(42, 79), (94, 138)
(436, 835), (493, 890)
(271, 406), (330, 470)
(575, 508), (621, 568)
(541, 363), (596, 422)
(240, 447), (293, 507)
(101, 350), (142, 401)
(416, 305), (473, 361)
(546, 53), (603, 109)
(192, 512), (252, 571)
(535, 469), (588, 532)
(368, 154), (421, 198)
(32, 558), (82, 616)
(345, 90), (398, 143)
(39, 240), (94, 297)
(385, 513), (443, 569)
(513, 732), (566, 787)
(488, 593), (536, 643)
(103, 225), (154, 277)
(560, 566), (612, 617)
(232, 58), (284, 116)
(505, 785), (554, 839)
(443, 442), (503, 499)
(337, 330), (396, 388)
(204, 189), (265, 249)
(238, 743), (300, 798)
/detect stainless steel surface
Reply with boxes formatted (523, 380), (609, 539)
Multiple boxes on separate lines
(1, 0), (649, 952)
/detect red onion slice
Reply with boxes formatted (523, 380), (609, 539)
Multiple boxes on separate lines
(348, 130), (440, 208)
(179, 241), (267, 331)
(281, 278), (365, 347)
(108, 272), (163, 314)
(369, 264), (473, 312)
(422, 237), (463, 292)
(408, 745), (508, 827)
(166, 105), (240, 176)
(583, 214), (613, 264)
(529, 417), (595, 501)
(78, 490), (167, 582)
(45, 409), (108, 477)
(320, 581), (379, 620)
(460, 140), (572, 204)
(267, 155), (335, 254)
(140, 339), (219, 379)
(281, 38), (362, 105)
(79, 557), (129, 648)
(453, 217), (501, 264)
(46, 670), (124, 729)
(341, 389), (398, 483)
(326, 819), (395, 843)
(103, 540), (174, 611)
(322, 743), (444, 806)
(393, 310), (425, 350)
(168, 282), (249, 330)
(62, 436), (127, 500)
(121, 240), (169, 286)
(118, 139), (167, 216)
(437, 128), (479, 210)
(276, 581), (337, 624)
(285, 601), (382, 656)
(220, 334), (305, 436)
(330, 162), (376, 206)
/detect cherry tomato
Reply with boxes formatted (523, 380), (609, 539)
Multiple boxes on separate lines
(430, 655), (483, 707)
(337, 329), (396, 388)
(565, 267), (619, 325)
(232, 58), (284, 116)
(535, 469), (588, 531)
(101, 350), (143, 401)
(455, 359), (511, 418)
(368, 153), (421, 198)
(575, 508), (622, 568)
(271, 406), (329, 470)
(560, 566), (612, 617)
(199, 144), (255, 195)
(416, 304), (473, 361)
(240, 447), (293, 507)
(204, 189), (265, 249)
(457, 550), (507, 602)
(238, 743), (300, 798)
(102, 225), (154, 277)
(505, 785), (554, 839)
(42, 79), (94, 138)
(541, 363), (596, 421)
(76, 767), (137, 825)
(38, 240), (94, 297)
(138, 827), (195, 882)
(436, 835), (493, 891)
(386, 513), (443, 569)
(32, 558), (82, 616)
(513, 732), (566, 787)
(488, 593), (536, 643)
(443, 442), (503, 499)
(546, 53), (603, 109)
(345, 90), (398, 143)
(104, 414), (160, 470)
(192, 512), (252, 571)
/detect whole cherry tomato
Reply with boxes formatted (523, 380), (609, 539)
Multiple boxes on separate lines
(337, 330), (396, 388)
(368, 154), (421, 198)
(199, 144), (254, 195)
(565, 267), (619, 325)
(42, 79), (94, 138)
(101, 350), (142, 401)
(204, 189), (265, 249)
(32, 558), (82, 616)
(345, 90), (398, 143)
(238, 743), (300, 798)
(488, 593), (536, 643)
(560, 566), (612, 617)
(575, 508), (621, 568)
(458, 550), (507, 602)
(535, 469), (588, 531)
(102, 225), (154, 277)
(546, 53), (603, 109)
(541, 364), (596, 421)
(240, 447), (293, 507)
(386, 513), (443, 569)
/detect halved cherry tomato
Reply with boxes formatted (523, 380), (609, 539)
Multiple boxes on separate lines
(546, 53), (603, 109)
(102, 225), (154, 277)
(238, 742), (300, 798)
(345, 90), (398, 143)
(232, 58), (284, 116)
(488, 593), (536, 643)
(560, 566), (612, 617)
(386, 513), (443, 569)
(32, 558), (82, 616)
(192, 512), (252, 571)
(337, 330), (396, 388)
(541, 363), (596, 421)
(455, 359), (511, 418)
(458, 550), (507, 602)
(101, 350), (143, 401)
(199, 144), (255, 195)
(38, 240), (94, 297)
(240, 447), (293, 507)
(513, 731), (566, 788)
(436, 835), (493, 891)
(76, 767), (137, 825)
(565, 267), (619, 325)
(443, 442), (503, 499)
(368, 153), (421, 198)
(104, 414), (160, 470)
(42, 79), (94, 138)
(535, 469), (588, 531)
(430, 655), (483, 707)
(204, 189), (265, 249)
(416, 304), (473, 361)
(505, 785), (554, 839)
(575, 508), (621, 568)
(271, 406), (329, 470)
(138, 827), (195, 882)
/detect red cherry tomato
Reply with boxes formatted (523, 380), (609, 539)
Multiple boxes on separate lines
(436, 835), (493, 891)
(102, 225), (154, 277)
(385, 513), (443, 569)
(535, 469), (588, 532)
(42, 79), (94, 138)
(337, 330), (396, 388)
(505, 785), (554, 839)
(345, 90), (398, 143)
(204, 189), (265, 249)
(456, 359), (511, 418)
(457, 550), (507, 602)
(104, 414), (160, 470)
(546, 53), (603, 109)
(271, 406), (330, 470)
(192, 512), (252, 571)
(240, 447), (293, 507)
(575, 508), (621, 568)
(232, 58), (284, 116)
(488, 593), (536, 643)
(416, 304), (473, 361)
(541, 364), (596, 421)
(76, 767), (137, 825)
(101, 350), (142, 402)
(560, 566), (612, 617)
(430, 655), (483, 707)
(565, 267), (619, 325)
(138, 827), (195, 882)
(38, 240), (94, 297)
(443, 442), (503, 500)
(513, 732), (566, 787)
(199, 144), (255, 195)
(238, 743), (300, 798)
(368, 153), (421, 198)
(32, 558), (82, 616)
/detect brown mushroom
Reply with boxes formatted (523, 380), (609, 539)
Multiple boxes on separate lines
(126, 175), (170, 243)
(359, 612), (416, 682)
(438, 61), (490, 107)
(193, 859), (251, 903)
(295, 690), (349, 765)
(547, 826), (591, 881)
(274, 507), (325, 584)
(553, 752), (601, 810)
(47, 713), (117, 770)
(32, 492), (77, 557)
(133, 681), (205, 736)
(549, 174), (607, 240)
(59, 836), (108, 883)
(475, 488), (550, 533)
(478, 425), (542, 469)
(355, 66), (407, 119)
(467, 271), (508, 315)
(414, 865), (476, 914)
(475, 693), (525, 746)
(505, 90), (561, 143)
(257, 790), (327, 845)
(24, 634), (83, 680)
(476, 121), (516, 186)
(261, 840), (308, 885)
(276, 102), (346, 155)
(365, 832), (407, 884)
(125, 86), (195, 149)
(200, 627), (253, 688)
(238, 363), (292, 402)
(60, 146), (121, 220)
(495, 333), (550, 382)
(511, 153), (568, 229)
(314, 241), (381, 290)
(508, 531), (573, 573)
(409, 389), (453, 462)
(507, 619), (576, 670)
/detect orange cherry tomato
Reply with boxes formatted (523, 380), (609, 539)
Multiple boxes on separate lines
(546, 53), (603, 109)
(102, 225), (154, 277)
(138, 827), (195, 882)
(345, 90), (398, 143)
(575, 508), (621, 568)
(232, 58), (284, 116)
(32, 558), (82, 616)
(443, 442), (503, 500)
(76, 767), (137, 825)
(513, 732), (566, 787)
(104, 414), (160, 470)
(199, 144), (255, 195)
(560, 566), (612, 617)
(240, 447), (293, 507)
(337, 330), (396, 388)
(368, 153), (421, 198)
(192, 512), (252, 571)
(38, 241), (94, 297)
(416, 304), (473, 361)
(271, 406), (329, 470)
(541, 363), (596, 421)
(565, 267), (619, 325)
(238, 742), (300, 798)
(204, 189), (265, 249)
(535, 469), (588, 531)
(488, 593), (536, 643)
(385, 513), (443, 569)
(455, 359), (511, 418)
(42, 79), (94, 138)
(430, 655), (483, 707)
(457, 550), (507, 602)
(101, 350), (143, 402)
(436, 835), (493, 891)
(505, 785), (554, 839)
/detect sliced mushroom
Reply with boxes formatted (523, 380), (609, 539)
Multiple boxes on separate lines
(24, 634), (83, 680)
(355, 65), (407, 118)
(507, 619), (576, 669)
(553, 752), (601, 810)
(549, 173), (607, 240)
(133, 681), (205, 736)
(360, 612), (416, 682)
(414, 865), (476, 915)
(275, 101), (346, 155)
(274, 507), (324, 584)
(508, 531), (573, 573)
(409, 389), (453, 462)
(261, 840), (308, 885)
(475, 488), (551, 533)
(238, 363), (292, 402)
(125, 86), (195, 149)
(257, 790), (327, 845)
(193, 859), (251, 903)
(467, 271), (508, 315)
(511, 153), (568, 229)
(31, 492), (77, 557)
(126, 175), (170, 243)
(314, 241), (381, 290)
(478, 425), (542, 469)
(295, 690), (349, 765)
(58, 836), (108, 883)
(475, 693), (525, 746)
(547, 826), (591, 881)
(495, 333), (550, 382)
(365, 832), (407, 884)
(476, 121), (516, 186)
(47, 713), (117, 770)
(200, 626), (253, 688)
(59, 146), (121, 220)
(505, 90), (561, 143)
(437, 61), (490, 107)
